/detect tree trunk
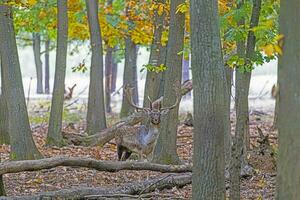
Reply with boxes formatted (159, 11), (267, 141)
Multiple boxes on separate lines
(44, 39), (50, 94)
(0, 94), (9, 145)
(47, 0), (68, 146)
(32, 33), (43, 94)
(157, 46), (167, 97)
(0, 59), (9, 145)
(190, 0), (226, 198)
(104, 0), (114, 113)
(0, 2), (42, 160)
(230, 0), (261, 199)
(224, 66), (233, 166)
(105, 47), (113, 113)
(143, 0), (166, 104)
(152, 0), (185, 165)
(277, 0), (300, 198)
(111, 58), (117, 93)
(120, 38), (138, 118)
(182, 56), (191, 100)
(86, 0), (107, 135)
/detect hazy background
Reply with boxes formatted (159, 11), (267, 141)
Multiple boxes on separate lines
(17, 45), (277, 113)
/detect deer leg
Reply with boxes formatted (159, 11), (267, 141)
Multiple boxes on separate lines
(117, 145), (124, 161)
(138, 151), (143, 161)
(123, 150), (132, 161)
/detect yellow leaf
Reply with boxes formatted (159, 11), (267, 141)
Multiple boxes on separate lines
(27, 0), (36, 6)
(275, 34), (284, 42)
(274, 44), (283, 55)
(158, 4), (164, 16)
(262, 44), (274, 57)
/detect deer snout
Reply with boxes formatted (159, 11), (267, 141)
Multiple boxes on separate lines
(151, 118), (160, 125)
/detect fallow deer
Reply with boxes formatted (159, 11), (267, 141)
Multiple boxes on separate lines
(64, 84), (77, 100)
(115, 85), (180, 161)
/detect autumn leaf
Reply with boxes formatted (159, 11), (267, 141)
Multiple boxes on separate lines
(262, 44), (274, 57)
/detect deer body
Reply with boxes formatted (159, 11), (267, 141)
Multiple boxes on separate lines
(115, 122), (160, 160)
(115, 84), (180, 161)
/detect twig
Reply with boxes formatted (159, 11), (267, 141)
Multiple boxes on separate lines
(112, 84), (124, 96)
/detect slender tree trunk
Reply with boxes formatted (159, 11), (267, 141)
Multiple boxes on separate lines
(47, 0), (68, 146)
(152, 0), (185, 165)
(105, 47), (113, 113)
(182, 56), (191, 100)
(143, 0), (166, 104)
(224, 67), (233, 165)
(0, 59), (9, 145)
(104, 0), (113, 113)
(32, 33), (43, 94)
(111, 59), (117, 93)
(0, 2), (42, 160)
(44, 39), (50, 94)
(277, 0), (300, 198)
(190, 0), (226, 198)
(86, 0), (107, 135)
(230, 0), (261, 199)
(120, 38), (138, 118)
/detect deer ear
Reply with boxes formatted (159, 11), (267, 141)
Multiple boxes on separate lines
(160, 109), (170, 116)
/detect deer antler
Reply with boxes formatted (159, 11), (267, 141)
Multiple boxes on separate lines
(147, 96), (153, 109)
(124, 84), (148, 111)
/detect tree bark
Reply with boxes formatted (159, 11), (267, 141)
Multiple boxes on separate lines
(231, 0), (261, 199)
(44, 39), (50, 94)
(86, 0), (107, 135)
(157, 46), (167, 97)
(120, 38), (138, 118)
(190, 0), (226, 198)
(47, 0), (68, 146)
(32, 33), (43, 94)
(0, 94), (9, 145)
(0, 2), (42, 160)
(0, 60), (9, 145)
(2, 173), (191, 200)
(152, 0), (185, 165)
(277, 0), (300, 198)
(105, 47), (113, 113)
(143, 0), (166, 104)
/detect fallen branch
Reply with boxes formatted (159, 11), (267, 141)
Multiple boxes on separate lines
(3, 173), (192, 200)
(0, 156), (192, 175)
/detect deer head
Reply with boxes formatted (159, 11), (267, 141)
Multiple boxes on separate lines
(124, 84), (181, 125)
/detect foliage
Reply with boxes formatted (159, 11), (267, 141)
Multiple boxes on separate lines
(220, 0), (280, 70)
(141, 63), (167, 73)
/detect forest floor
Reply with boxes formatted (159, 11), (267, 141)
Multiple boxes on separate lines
(0, 101), (277, 199)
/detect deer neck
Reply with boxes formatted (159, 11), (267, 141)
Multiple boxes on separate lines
(143, 123), (159, 144)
